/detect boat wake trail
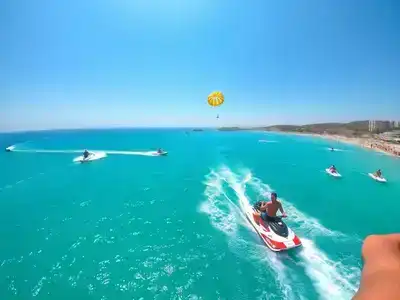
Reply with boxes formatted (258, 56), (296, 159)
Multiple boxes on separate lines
(259, 139), (278, 143)
(324, 147), (347, 152)
(10, 147), (158, 157)
(12, 149), (83, 154)
(200, 165), (360, 300)
(104, 150), (157, 156)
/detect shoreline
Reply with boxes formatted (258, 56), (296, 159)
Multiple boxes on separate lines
(282, 132), (400, 158)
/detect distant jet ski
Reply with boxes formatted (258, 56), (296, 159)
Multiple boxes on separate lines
(5, 146), (15, 152)
(326, 165), (341, 178)
(368, 170), (386, 183)
(73, 151), (106, 163)
(154, 148), (168, 156)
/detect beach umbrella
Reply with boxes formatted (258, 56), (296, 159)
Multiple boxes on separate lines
(207, 91), (224, 119)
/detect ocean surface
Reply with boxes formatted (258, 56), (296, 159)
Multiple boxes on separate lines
(1, 129), (400, 300)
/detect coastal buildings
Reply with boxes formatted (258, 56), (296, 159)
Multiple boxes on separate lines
(368, 120), (376, 132)
(368, 120), (399, 133)
(379, 130), (400, 143)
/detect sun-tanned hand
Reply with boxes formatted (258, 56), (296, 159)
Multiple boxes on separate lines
(353, 234), (400, 300)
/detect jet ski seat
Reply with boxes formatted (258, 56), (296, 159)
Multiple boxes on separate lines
(268, 218), (289, 238)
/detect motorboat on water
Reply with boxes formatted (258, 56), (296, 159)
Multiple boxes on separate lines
(5, 146), (15, 152)
(244, 202), (302, 252)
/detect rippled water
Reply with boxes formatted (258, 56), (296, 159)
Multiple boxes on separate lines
(1, 129), (399, 299)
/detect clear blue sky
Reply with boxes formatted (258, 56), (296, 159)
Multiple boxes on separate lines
(1, 0), (400, 131)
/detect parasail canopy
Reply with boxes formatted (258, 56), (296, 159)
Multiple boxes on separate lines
(207, 91), (224, 107)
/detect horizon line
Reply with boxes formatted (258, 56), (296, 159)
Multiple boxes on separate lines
(0, 126), (219, 134)
(1, 119), (399, 134)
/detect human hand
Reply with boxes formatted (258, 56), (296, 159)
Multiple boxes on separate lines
(353, 234), (400, 300)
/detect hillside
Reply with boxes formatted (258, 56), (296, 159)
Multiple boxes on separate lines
(219, 120), (395, 137)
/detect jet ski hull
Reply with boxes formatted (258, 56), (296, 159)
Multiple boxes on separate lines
(326, 168), (341, 178)
(153, 151), (168, 156)
(368, 173), (386, 183)
(244, 206), (301, 252)
(73, 152), (107, 163)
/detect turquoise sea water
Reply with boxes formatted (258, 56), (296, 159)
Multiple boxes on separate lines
(1, 129), (400, 300)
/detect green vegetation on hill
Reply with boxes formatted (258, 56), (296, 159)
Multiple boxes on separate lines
(219, 120), (395, 137)
(217, 127), (242, 131)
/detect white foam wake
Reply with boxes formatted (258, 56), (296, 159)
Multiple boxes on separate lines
(11, 149), (82, 154)
(200, 166), (295, 299)
(200, 165), (360, 300)
(104, 150), (158, 156)
(200, 169), (249, 236)
(259, 139), (278, 143)
(10, 148), (158, 157)
(247, 176), (345, 238)
(298, 238), (359, 299)
(324, 147), (346, 152)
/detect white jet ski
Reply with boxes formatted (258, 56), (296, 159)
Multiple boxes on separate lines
(326, 168), (341, 178)
(74, 151), (107, 163)
(152, 150), (168, 156)
(5, 146), (15, 152)
(368, 173), (387, 183)
(244, 202), (302, 252)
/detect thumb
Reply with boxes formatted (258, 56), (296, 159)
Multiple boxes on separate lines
(362, 234), (400, 269)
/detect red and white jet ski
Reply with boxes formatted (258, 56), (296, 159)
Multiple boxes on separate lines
(244, 202), (302, 252)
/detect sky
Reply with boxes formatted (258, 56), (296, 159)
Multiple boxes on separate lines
(1, 0), (400, 131)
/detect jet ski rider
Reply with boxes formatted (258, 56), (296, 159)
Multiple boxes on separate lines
(83, 149), (90, 159)
(374, 169), (382, 178)
(157, 148), (163, 154)
(329, 165), (337, 173)
(256, 192), (287, 221)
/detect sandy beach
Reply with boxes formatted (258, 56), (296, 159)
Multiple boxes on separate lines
(294, 132), (400, 158)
